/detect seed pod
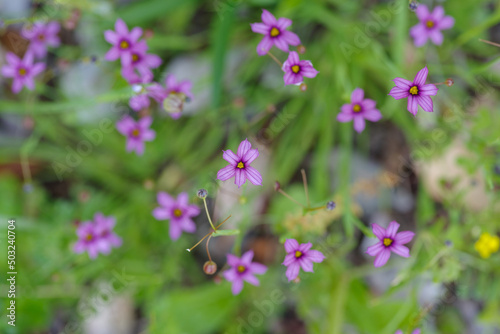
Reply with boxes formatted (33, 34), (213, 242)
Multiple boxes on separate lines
(274, 181), (281, 192)
(445, 78), (454, 87)
(299, 83), (307, 92)
(203, 261), (217, 275)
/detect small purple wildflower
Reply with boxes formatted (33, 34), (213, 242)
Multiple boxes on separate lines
(120, 40), (161, 84)
(129, 84), (153, 111)
(366, 221), (415, 267)
(223, 250), (267, 295)
(116, 115), (156, 155)
(1, 51), (45, 94)
(148, 74), (193, 119)
(73, 213), (121, 259)
(337, 88), (382, 133)
(388, 66), (438, 116)
(282, 239), (325, 282)
(216, 139), (262, 188)
(104, 18), (143, 66)
(22, 21), (61, 58)
(250, 9), (301, 56)
(282, 51), (318, 86)
(410, 5), (454, 47)
(152, 192), (200, 241)
(396, 329), (420, 334)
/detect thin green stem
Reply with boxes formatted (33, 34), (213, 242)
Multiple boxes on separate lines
(202, 197), (216, 232)
(301, 169), (310, 207)
(278, 189), (305, 208)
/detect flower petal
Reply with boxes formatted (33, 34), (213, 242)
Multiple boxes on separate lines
(282, 253), (296, 266)
(391, 244), (410, 258)
(227, 254), (240, 267)
(337, 111), (354, 123)
(245, 166), (262, 186)
(256, 36), (273, 56)
(372, 224), (386, 240)
(222, 149), (239, 165)
(285, 262), (300, 281)
(393, 77), (412, 90)
(237, 139), (252, 157)
(217, 165), (236, 181)
(243, 274), (260, 286)
(351, 88), (364, 103)
(305, 249), (325, 263)
(281, 30), (300, 46)
(242, 148), (259, 165)
(374, 249), (391, 267)
(417, 95), (434, 112)
(429, 30), (444, 45)
(169, 221), (182, 240)
(284, 239), (299, 253)
(395, 231), (415, 245)
(276, 17), (292, 30)
(250, 22), (268, 35)
(415, 4), (430, 21)
(299, 258), (314, 272)
(235, 169), (246, 188)
(389, 87), (410, 100)
(241, 250), (254, 264)
(438, 16), (455, 30)
(366, 242), (384, 256)
(152, 207), (170, 220)
(249, 262), (267, 275)
(386, 221), (400, 238)
(407, 95), (419, 116)
(231, 278), (244, 295)
(413, 66), (428, 87)
(419, 84), (438, 96)
(353, 116), (366, 133)
(430, 6), (445, 21)
(261, 9), (277, 25)
(363, 108), (382, 122)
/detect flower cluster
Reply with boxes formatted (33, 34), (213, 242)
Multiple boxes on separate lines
(251, 9), (318, 86)
(1, 21), (61, 93)
(474, 232), (500, 259)
(73, 213), (122, 259)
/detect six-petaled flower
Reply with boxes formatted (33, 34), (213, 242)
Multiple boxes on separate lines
(1, 51), (46, 94)
(104, 18), (143, 66)
(410, 5), (454, 47)
(216, 139), (262, 188)
(152, 192), (200, 241)
(282, 239), (325, 282)
(250, 9), (301, 56)
(73, 213), (122, 259)
(366, 221), (415, 267)
(116, 115), (156, 155)
(388, 66), (438, 116)
(282, 51), (318, 85)
(337, 88), (382, 133)
(22, 21), (61, 58)
(223, 250), (267, 295)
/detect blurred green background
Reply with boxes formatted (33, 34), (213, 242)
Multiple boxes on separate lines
(1, 0), (500, 333)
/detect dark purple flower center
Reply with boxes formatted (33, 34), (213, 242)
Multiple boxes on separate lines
(409, 86), (419, 95)
(383, 238), (393, 247)
(294, 250), (303, 258)
(270, 27), (280, 38)
(425, 20), (435, 29)
(173, 208), (182, 217)
(18, 67), (27, 76)
(352, 104), (362, 113)
(236, 161), (245, 169)
(291, 65), (300, 74)
(119, 40), (131, 50)
(237, 265), (246, 273)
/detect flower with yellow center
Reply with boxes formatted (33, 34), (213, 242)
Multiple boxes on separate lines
(474, 232), (500, 259)
(270, 27), (280, 37)
(237, 162), (245, 169)
(291, 65), (300, 73)
(353, 104), (361, 113)
(409, 86), (419, 95)
(119, 40), (130, 49)
(383, 238), (393, 247)
(294, 250), (302, 258)
(132, 53), (139, 62)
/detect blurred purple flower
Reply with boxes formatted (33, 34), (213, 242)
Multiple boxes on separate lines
(282, 239), (325, 282)
(395, 329), (420, 334)
(22, 21), (61, 58)
(216, 139), (262, 188)
(366, 221), (415, 267)
(121, 40), (161, 84)
(148, 74), (193, 119)
(250, 9), (301, 56)
(74, 213), (121, 259)
(410, 5), (454, 47)
(223, 250), (267, 295)
(116, 115), (156, 155)
(1, 51), (45, 94)
(388, 66), (438, 116)
(152, 192), (200, 241)
(104, 18), (143, 66)
(129, 84), (154, 111)
(337, 88), (382, 133)
(282, 51), (318, 85)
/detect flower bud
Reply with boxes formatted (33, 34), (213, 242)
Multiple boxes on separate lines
(203, 261), (217, 275)
(274, 181), (281, 192)
(197, 189), (208, 199)
(299, 83), (307, 92)
(326, 201), (336, 211)
(445, 78), (454, 87)
(297, 45), (306, 54)
(408, 1), (418, 11)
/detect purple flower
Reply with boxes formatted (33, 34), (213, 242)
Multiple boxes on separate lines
(104, 18), (143, 66)
(223, 250), (267, 295)
(22, 21), (61, 58)
(116, 115), (156, 155)
(250, 9), (301, 56)
(148, 74), (193, 119)
(366, 221), (415, 267)
(388, 66), (438, 116)
(216, 139), (262, 188)
(93, 213), (122, 255)
(129, 84), (153, 111)
(282, 239), (325, 282)
(73, 213), (121, 259)
(337, 88), (382, 133)
(410, 5), (454, 47)
(282, 51), (318, 85)
(395, 329), (420, 334)
(152, 192), (200, 240)
(1, 51), (45, 94)
(120, 40), (161, 84)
